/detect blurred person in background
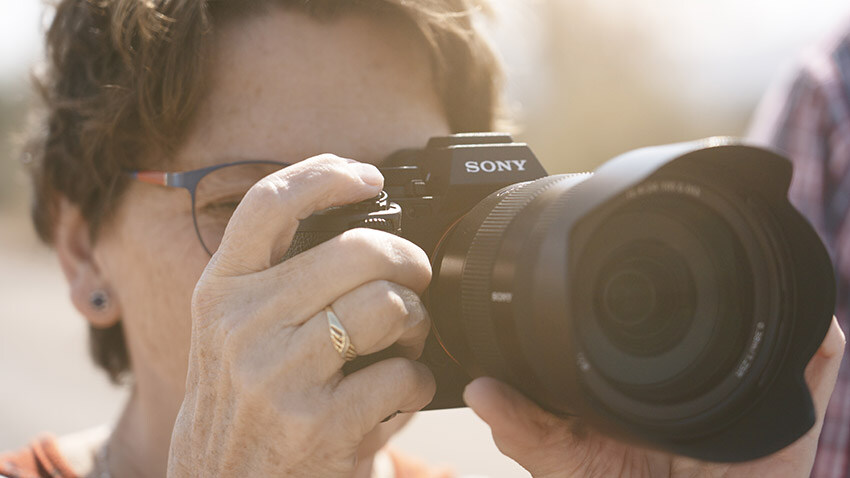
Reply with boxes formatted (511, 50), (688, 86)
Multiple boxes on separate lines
(750, 16), (850, 478)
(0, 1), (843, 477)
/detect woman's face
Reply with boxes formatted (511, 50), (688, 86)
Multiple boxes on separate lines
(91, 7), (449, 418)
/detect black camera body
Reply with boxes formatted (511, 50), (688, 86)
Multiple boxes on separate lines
(290, 133), (546, 405)
(289, 133), (835, 463)
(382, 134), (553, 405)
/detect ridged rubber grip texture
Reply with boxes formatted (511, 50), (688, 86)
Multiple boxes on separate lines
(281, 218), (393, 262)
(459, 175), (577, 378)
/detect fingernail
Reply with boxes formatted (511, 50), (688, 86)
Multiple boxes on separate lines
(462, 379), (481, 407)
(349, 162), (384, 188)
(404, 290), (428, 327)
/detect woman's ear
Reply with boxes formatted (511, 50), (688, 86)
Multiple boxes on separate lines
(54, 197), (121, 328)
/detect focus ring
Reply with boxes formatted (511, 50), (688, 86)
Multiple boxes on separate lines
(459, 175), (577, 378)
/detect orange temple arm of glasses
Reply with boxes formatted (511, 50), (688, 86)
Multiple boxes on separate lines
(133, 171), (168, 186)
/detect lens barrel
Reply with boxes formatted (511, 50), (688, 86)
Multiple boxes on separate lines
(428, 139), (835, 462)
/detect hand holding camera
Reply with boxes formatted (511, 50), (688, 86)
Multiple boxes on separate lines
(464, 316), (842, 478)
(168, 155), (437, 477)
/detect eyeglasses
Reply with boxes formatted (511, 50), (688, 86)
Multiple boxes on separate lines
(130, 160), (291, 256)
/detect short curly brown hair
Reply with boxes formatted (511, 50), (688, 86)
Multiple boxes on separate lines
(27, 0), (503, 383)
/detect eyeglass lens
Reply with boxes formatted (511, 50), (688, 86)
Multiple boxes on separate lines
(194, 163), (286, 254)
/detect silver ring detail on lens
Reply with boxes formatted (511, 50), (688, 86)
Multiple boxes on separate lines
(326, 305), (357, 361)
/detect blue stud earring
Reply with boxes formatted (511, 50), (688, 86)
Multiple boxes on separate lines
(90, 290), (109, 311)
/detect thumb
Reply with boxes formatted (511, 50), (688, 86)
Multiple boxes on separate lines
(463, 377), (552, 444)
(802, 317), (845, 439)
(463, 377), (574, 475)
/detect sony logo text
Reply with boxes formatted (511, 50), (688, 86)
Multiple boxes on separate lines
(464, 160), (528, 173)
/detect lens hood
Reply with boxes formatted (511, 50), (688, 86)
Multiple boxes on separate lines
(496, 137), (835, 461)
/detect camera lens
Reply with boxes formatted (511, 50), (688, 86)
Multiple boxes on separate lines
(427, 141), (835, 462)
(594, 241), (696, 358)
(574, 192), (752, 405)
(430, 175), (760, 410)
(601, 267), (658, 328)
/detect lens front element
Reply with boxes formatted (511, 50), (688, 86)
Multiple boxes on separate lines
(595, 240), (697, 358)
(574, 184), (761, 414)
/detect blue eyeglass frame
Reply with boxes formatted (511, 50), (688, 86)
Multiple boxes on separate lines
(129, 160), (291, 256)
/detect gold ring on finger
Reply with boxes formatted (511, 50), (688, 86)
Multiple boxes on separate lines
(326, 305), (357, 361)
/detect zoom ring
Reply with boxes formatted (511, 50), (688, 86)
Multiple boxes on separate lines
(459, 175), (573, 378)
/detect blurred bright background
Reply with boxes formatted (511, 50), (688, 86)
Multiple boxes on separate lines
(2, 0), (849, 476)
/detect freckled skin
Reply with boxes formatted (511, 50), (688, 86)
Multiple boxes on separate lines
(91, 9), (449, 477)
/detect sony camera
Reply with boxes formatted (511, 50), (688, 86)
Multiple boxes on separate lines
(285, 133), (835, 463)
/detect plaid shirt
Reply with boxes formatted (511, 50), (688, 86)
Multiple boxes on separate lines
(749, 18), (850, 478)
